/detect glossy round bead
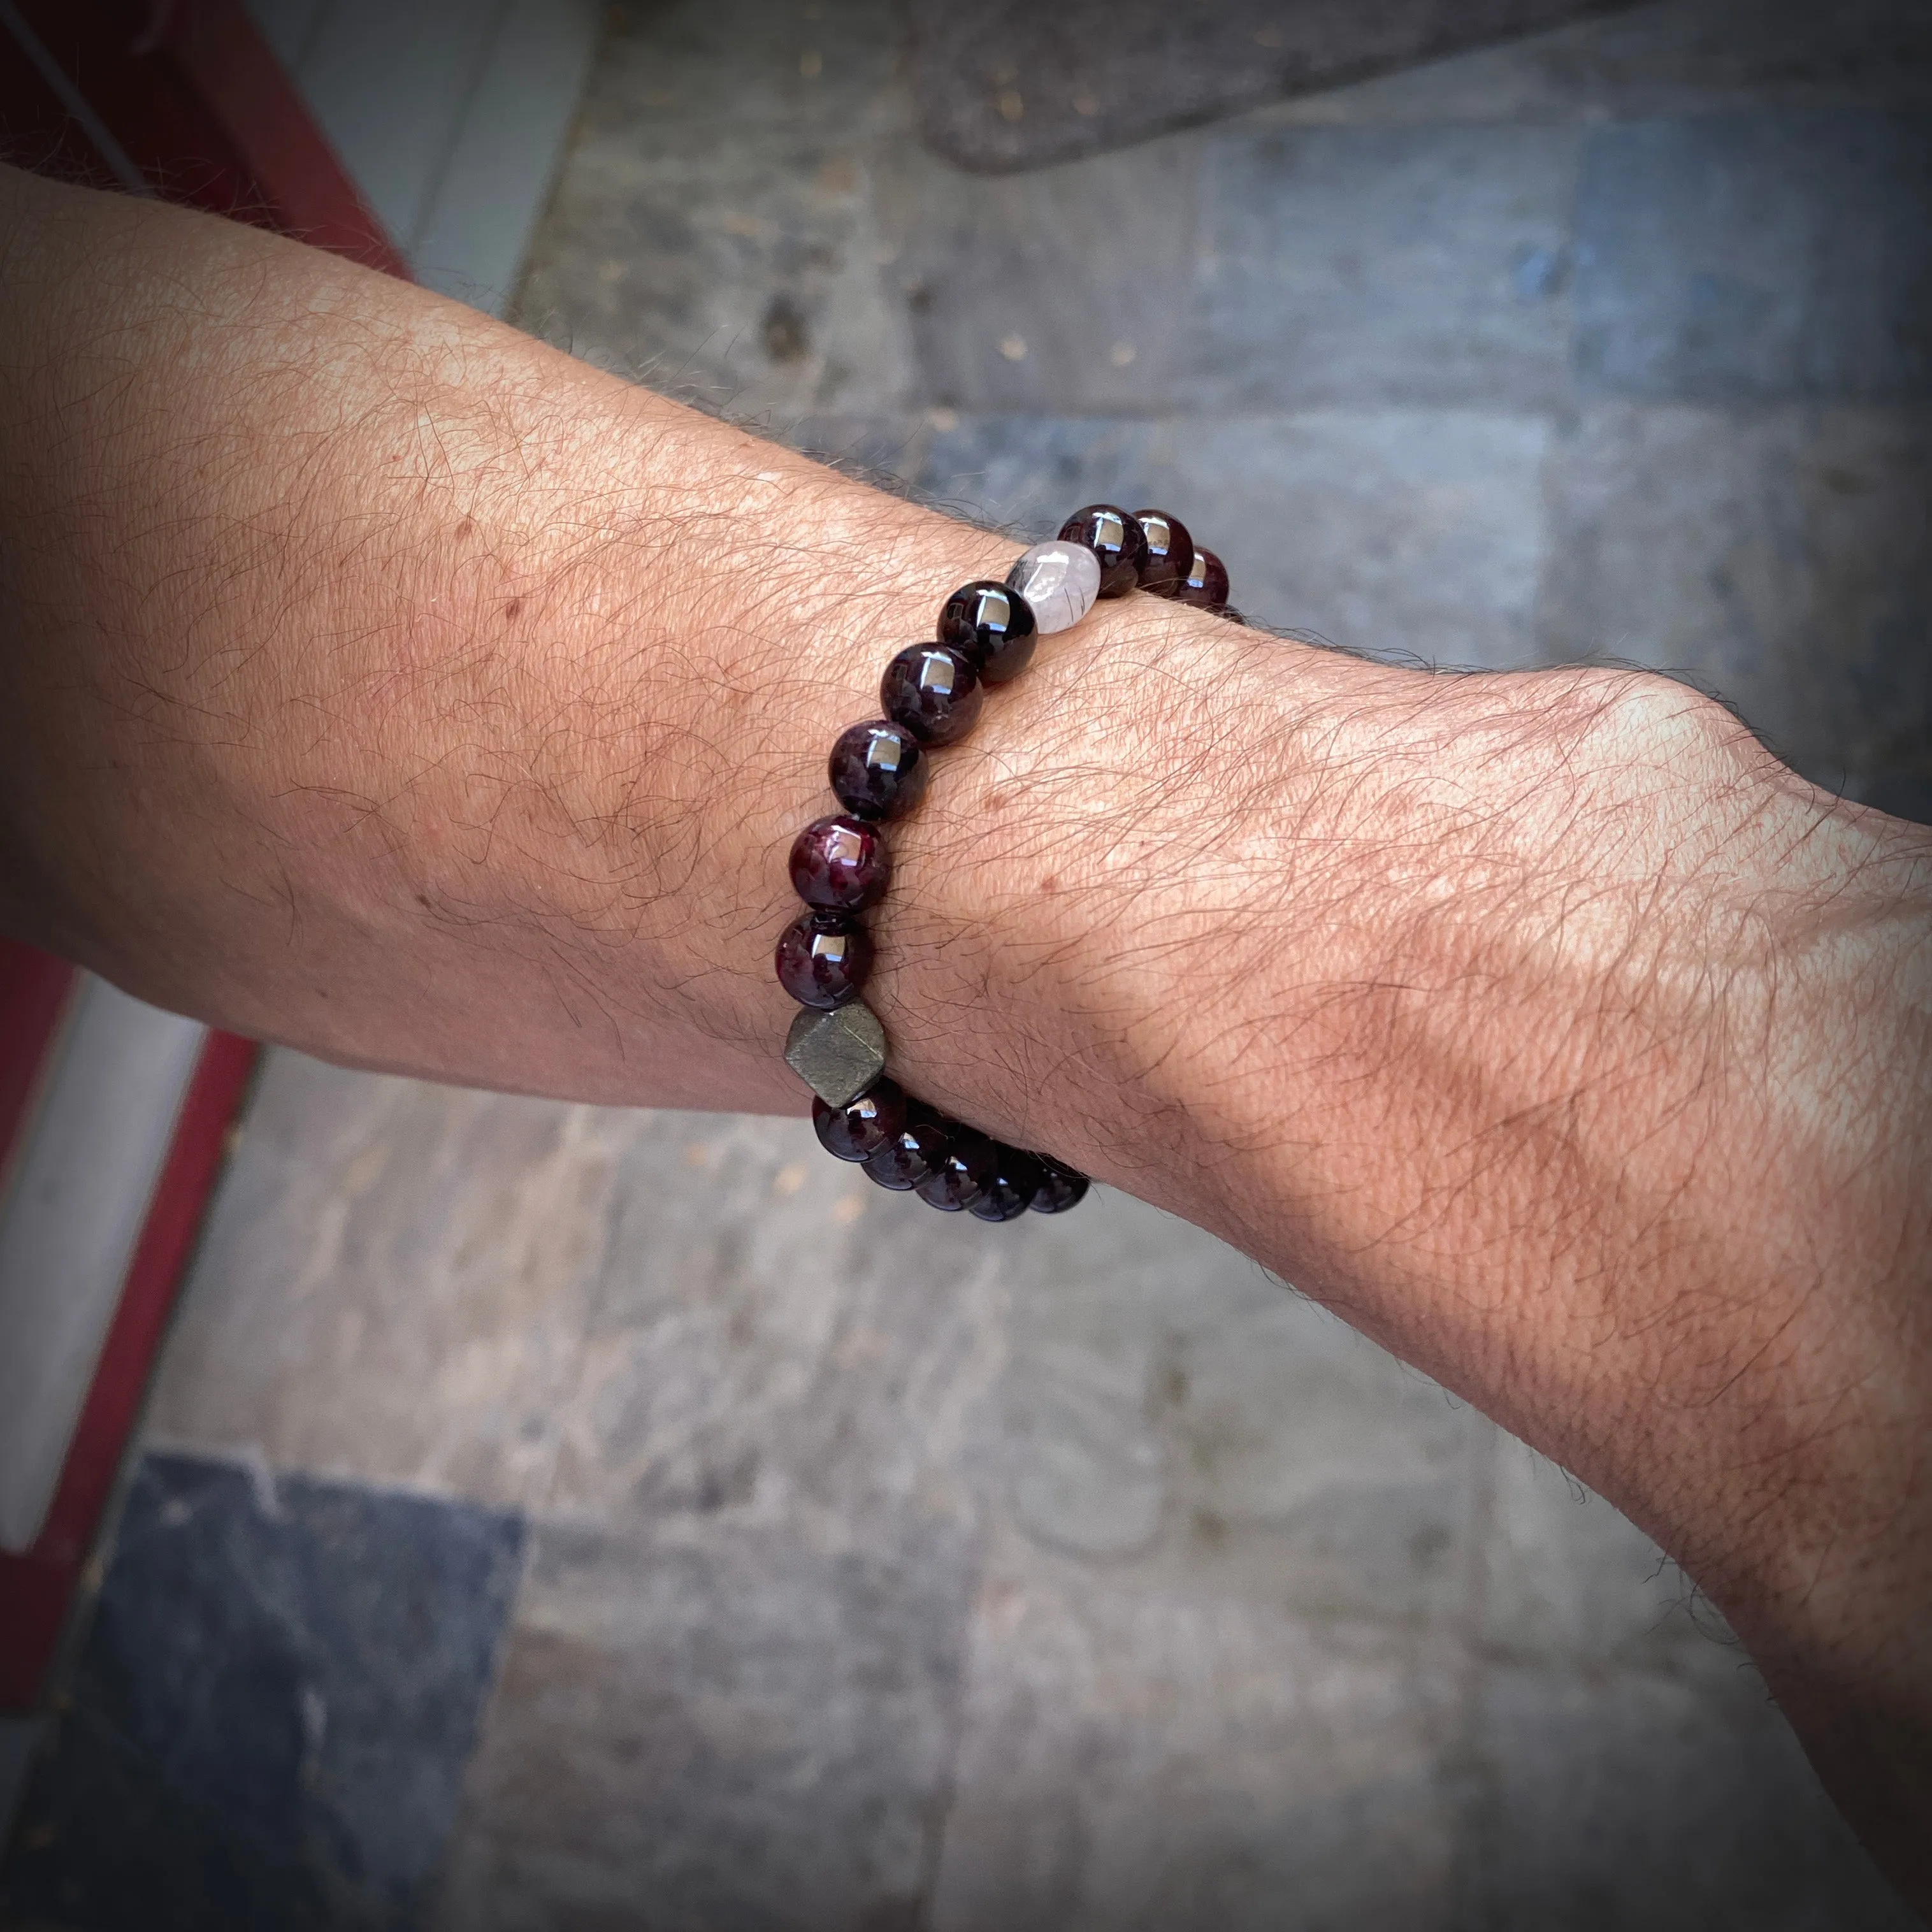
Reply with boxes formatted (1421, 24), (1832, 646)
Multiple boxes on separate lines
(881, 643), (983, 746)
(1006, 540), (1100, 635)
(812, 1079), (907, 1162)
(967, 1146), (1043, 1222)
(829, 720), (927, 823)
(1131, 508), (1194, 598)
(789, 814), (890, 911)
(914, 1128), (998, 1212)
(774, 909), (872, 1009)
(1030, 1158), (1090, 1214)
(1175, 545), (1230, 612)
(1058, 504), (1148, 599)
(938, 580), (1038, 685)
(862, 1116), (951, 1191)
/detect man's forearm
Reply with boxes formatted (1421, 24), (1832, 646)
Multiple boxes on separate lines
(3, 168), (1928, 1908)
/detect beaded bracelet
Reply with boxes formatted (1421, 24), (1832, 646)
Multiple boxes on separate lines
(776, 505), (1234, 1222)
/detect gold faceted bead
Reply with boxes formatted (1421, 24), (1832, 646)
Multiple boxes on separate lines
(784, 1000), (887, 1107)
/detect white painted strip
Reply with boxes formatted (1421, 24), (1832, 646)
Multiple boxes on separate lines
(408, 0), (602, 316)
(0, 979), (206, 1554)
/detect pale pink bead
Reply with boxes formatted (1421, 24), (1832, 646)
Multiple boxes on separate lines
(1006, 540), (1100, 635)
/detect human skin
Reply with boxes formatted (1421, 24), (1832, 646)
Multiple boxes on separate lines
(1, 165), (1928, 1908)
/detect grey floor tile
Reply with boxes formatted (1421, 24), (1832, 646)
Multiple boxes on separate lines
(436, 1515), (974, 1932)
(1536, 401), (1931, 790)
(1575, 112), (1932, 401)
(930, 1522), (1461, 1932)
(1471, 1664), (1920, 1930)
(1187, 123), (1580, 413)
(879, 134), (1199, 416)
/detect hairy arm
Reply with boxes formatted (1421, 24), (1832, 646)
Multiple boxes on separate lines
(3, 167), (1928, 1907)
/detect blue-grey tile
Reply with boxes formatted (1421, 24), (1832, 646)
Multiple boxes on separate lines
(1575, 112), (1932, 400)
(914, 415), (1158, 539)
(1535, 401), (1931, 789)
(1187, 124), (1580, 410)
(1, 1453), (523, 1932)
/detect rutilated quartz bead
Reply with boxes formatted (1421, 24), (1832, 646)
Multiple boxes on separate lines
(1006, 540), (1100, 635)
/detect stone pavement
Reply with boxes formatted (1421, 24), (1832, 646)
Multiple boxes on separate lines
(5, 1), (1925, 1926)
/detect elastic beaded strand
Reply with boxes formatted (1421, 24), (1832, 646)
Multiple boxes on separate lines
(777, 503), (1236, 1221)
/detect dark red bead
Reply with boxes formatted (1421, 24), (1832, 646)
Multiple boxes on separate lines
(915, 1128), (998, 1211)
(1175, 546), (1230, 612)
(967, 1146), (1042, 1222)
(1131, 508), (1194, 598)
(881, 644), (983, 746)
(863, 1116), (951, 1191)
(1059, 505), (1149, 599)
(1030, 1158), (1090, 1213)
(937, 580), (1038, 685)
(813, 1079), (906, 1162)
(775, 909), (872, 1009)
(829, 720), (927, 823)
(789, 814), (890, 911)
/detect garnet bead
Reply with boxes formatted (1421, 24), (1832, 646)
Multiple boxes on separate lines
(1132, 508), (1194, 598)
(863, 1115), (951, 1191)
(881, 643), (983, 746)
(967, 1146), (1043, 1222)
(914, 1128), (998, 1212)
(813, 1079), (907, 1162)
(1030, 1158), (1090, 1213)
(1175, 545), (1230, 611)
(775, 909), (872, 1009)
(829, 720), (927, 823)
(1059, 505), (1148, 599)
(789, 814), (890, 911)
(938, 580), (1038, 685)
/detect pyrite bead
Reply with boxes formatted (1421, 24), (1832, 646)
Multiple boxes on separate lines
(1059, 504), (1148, 599)
(775, 909), (872, 1010)
(789, 814), (890, 911)
(863, 1116), (951, 1191)
(881, 643), (983, 747)
(915, 1130), (998, 1212)
(1131, 508), (1194, 598)
(784, 1001), (888, 1107)
(829, 720), (927, 823)
(967, 1146), (1043, 1222)
(1007, 540), (1100, 635)
(812, 1079), (907, 1162)
(938, 580), (1038, 685)
(1175, 545), (1230, 612)
(1030, 1158), (1090, 1214)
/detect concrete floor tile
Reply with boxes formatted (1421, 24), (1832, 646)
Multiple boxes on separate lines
(1575, 112), (1932, 401)
(930, 1520), (1460, 1932)
(435, 1515), (976, 1932)
(879, 134), (1199, 415)
(1478, 1443), (1734, 1673)
(1188, 124), (1579, 412)
(1536, 401), (1932, 791)
(1469, 1664), (1919, 1929)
